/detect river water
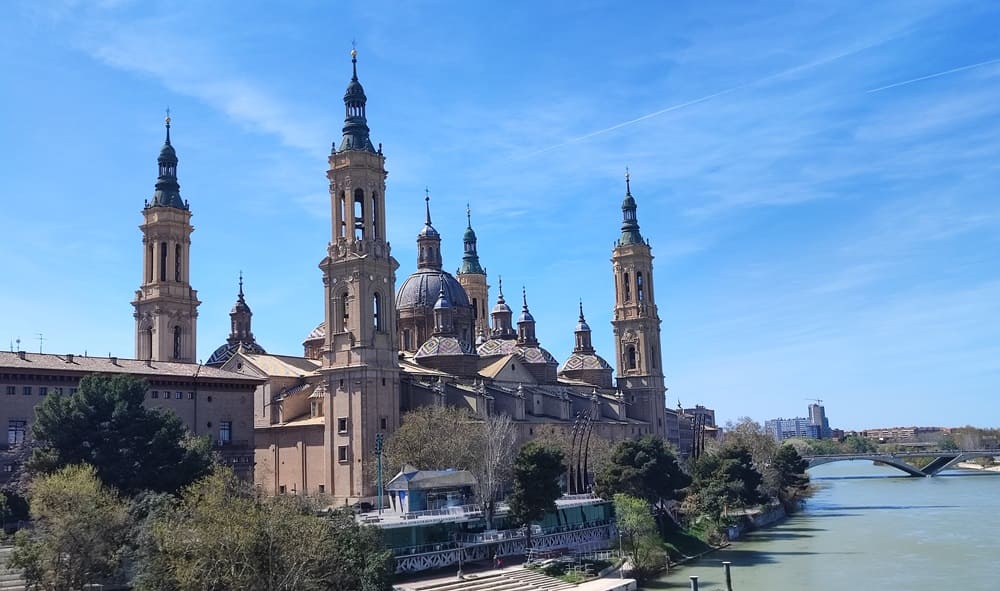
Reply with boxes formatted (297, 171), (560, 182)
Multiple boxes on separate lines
(644, 462), (1000, 590)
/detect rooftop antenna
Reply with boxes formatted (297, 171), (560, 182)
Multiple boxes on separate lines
(37, 333), (45, 354)
(15, 337), (21, 352)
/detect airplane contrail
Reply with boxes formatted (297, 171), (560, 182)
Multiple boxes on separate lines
(867, 57), (1000, 93)
(519, 37), (895, 158)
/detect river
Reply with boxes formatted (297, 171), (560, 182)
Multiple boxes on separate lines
(643, 462), (1000, 590)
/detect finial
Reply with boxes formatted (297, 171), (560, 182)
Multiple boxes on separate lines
(424, 187), (432, 226)
(625, 166), (631, 195)
(466, 203), (472, 227)
(350, 42), (358, 80)
(238, 270), (244, 298)
(579, 299), (585, 320)
(498, 276), (504, 297)
(164, 107), (172, 144)
(522, 286), (528, 309)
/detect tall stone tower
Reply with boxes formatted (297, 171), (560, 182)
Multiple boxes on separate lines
(320, 49), (400, 501)
(456, 206), (489, 340)
(611, 171), (666, 434)
(133, 115), (200, 363)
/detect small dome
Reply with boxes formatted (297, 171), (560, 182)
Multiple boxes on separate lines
(415, 335), (474, 359)
(158, 143), (177, 162)
(304, 322), (325, 342)
(463, 225), (476, 242)
(576, 318), (591, 332)
(396, 270), (470, 311)
(518, 309), (534, 323)
(560, 352), (612, 373)
(206, 340), (266, 367)
(418, 222), (440, 238)
(344, 78), (366, 101)
(517, 345), (558, 366)
(434, 287), (451, 310)
(492, 297), (511, 315)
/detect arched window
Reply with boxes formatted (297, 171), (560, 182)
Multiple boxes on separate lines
(341, 291), (349, 330)
(353, 189), (365, 240)
(637, 272), (644, 301)
(626, 346), (637, 370)
(373, 292), (382, 332)
(159, 242), (167, 281)
(147, 244), (153, 282)
(143, 328), (153, 361)
(623, 272), (631, 302)
(651, 345), (657, 369)
(472, 298), (479, 319)
(173, 326), (182, 359)
(339, 191), (347, 238)
(403, 329), (411, 351)
(175, 244), (182, 282)
(371, 192), (379, 239)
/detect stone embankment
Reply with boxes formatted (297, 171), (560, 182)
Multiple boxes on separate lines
(394, 566), (636, 591)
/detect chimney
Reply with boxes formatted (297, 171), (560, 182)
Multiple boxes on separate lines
(109, 356), (118, 365)
(17, 350), (26, 360)
(66, 353), (74, 363)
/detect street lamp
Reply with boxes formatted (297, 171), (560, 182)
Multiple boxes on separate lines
(618, 531), (624, 579)
(456, 537), (464, 579)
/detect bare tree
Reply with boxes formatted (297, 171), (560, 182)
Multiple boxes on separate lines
(472, 413), (517, 529)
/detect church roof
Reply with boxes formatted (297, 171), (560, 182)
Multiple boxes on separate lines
(559, 352), (613, 372)
(206, 341), (266, 367)
(0, 351), (261, 383)
(396, 270), (470, 311)
(414, 335), (475, 359)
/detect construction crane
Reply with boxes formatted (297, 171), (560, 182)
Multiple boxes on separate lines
(805, 398), (824, 405)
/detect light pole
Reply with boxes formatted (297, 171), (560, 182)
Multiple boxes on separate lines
(618, 531), (624, 579)
(375, 432), (384, 515)
(456, 538), (464, 579)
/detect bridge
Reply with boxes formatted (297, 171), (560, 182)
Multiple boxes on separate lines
(805, 450), (998, 477)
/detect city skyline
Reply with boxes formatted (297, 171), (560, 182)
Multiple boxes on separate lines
(2, 0), (999, 429)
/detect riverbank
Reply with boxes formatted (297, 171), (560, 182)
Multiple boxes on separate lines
(645, 463), (1000, 590)
(955, 461), (1000, 472)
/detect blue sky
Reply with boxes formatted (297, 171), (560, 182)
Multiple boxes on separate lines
(2, 0), (998, 430)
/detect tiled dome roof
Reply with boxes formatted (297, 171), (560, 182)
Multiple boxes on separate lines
(396, 270), (470, 310)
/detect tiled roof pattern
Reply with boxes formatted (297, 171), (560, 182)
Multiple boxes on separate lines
(414, 335), (474, 359)
(241, 353), (321, 377)
(0, 351), (261, 382)
(559, 352), (613, 372)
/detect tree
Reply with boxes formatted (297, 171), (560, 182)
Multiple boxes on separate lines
(11, 464), (132, 591)
(722, 417), (777, 468)
(530, 424), (615, 489)
(686, 445), (768, 529)
(613, 494), (665, 582)
(471, 413), (517, 529)
(764, 445), (811, 512)
(382, 406), (479, 474)
(594, 435), (690, 510)
(507, 442), (564, 556)
(27, 374), (213, 495)
(136, 469), (394, 591)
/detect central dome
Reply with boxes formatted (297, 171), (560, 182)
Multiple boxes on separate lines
(396, 270), (470, 310)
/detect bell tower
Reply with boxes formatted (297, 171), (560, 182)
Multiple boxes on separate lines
(611, 170), (666, 433)
(456, 205), (490, 340)
(133, 114), (200, 363)
(319, 49), (401, 503)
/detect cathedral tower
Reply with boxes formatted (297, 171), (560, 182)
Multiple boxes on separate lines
(319, 49), (401, 502)
(456, 206), (490, 340)
(133, 115), (200, 362)
(611, 171), (666, 433)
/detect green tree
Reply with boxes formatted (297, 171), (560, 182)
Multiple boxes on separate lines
(382, 405), (479, 474)
(686, 445), (768, 529)
(722, 418), (777, 467)
(938, 434), (960, 451)
(594, 435), (690, 510)
(764, 445), (811, 512)
(11, 464), (132, 591)
(507, 442), (564, 556)
(27, 374), (213, 495)
(840, 434), (876, 453)
(613, 494), (666, 582)
(136, 469), (393, 591)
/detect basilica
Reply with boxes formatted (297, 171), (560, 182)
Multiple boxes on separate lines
(127, 51), (671, 504)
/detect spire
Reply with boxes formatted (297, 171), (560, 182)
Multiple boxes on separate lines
(433, 277), (454, 335)
(574, 300), (594, 353)
(458, 203), (486, 275)
(339, 46), (375, 153)
(517, 286), (537, 345)
(416, 189), (443, 270)
(150, 112), (187, 209)
(228, 272), (254, 344)
(618, 167), (643, 246)
(490, 276), (516, 339)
